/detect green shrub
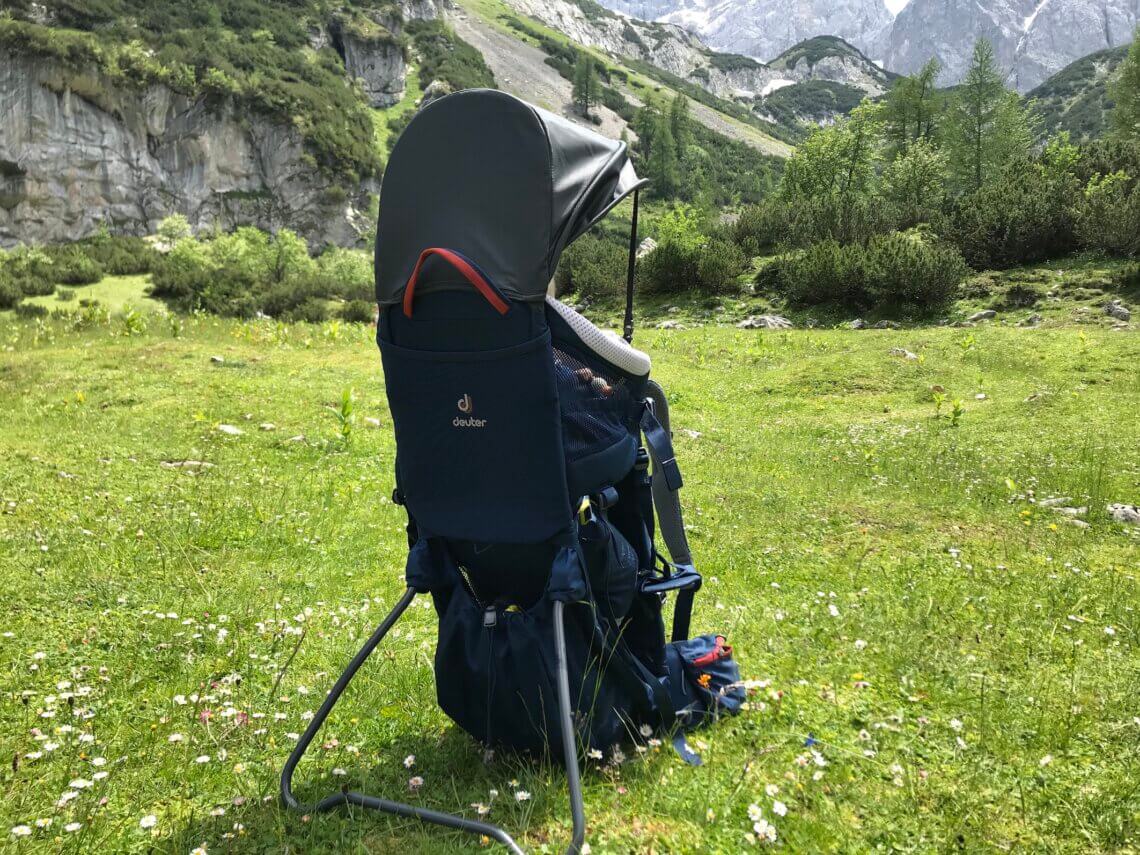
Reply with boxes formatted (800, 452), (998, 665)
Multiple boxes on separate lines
(13, 302), (49, 319)
(56, 287), (76, 302)
(639, 205), (748, 294)
(943, 146), (1081, 269)
(554, 233), (628, 301)
(769, 232), (967, 313)
(283, 297), (329, 324)
(316, 247), (373, 302)
(46, 246), (105, 285)
(78, 234), (157, 274)
(0, 273), (21, 309)
(731, 202), (783, 255)
(339, 299), (376, 323)
(1078, 172), (1140, 257)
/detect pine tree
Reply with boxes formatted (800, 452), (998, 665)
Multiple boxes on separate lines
(944, 39), (1034, 191)
(1111, 30), (1140, 141)
(572, 54), (600, 118)
(632, 100), (659, 160)
(648, 109), (679, 198)
(669, 93), (691, 157)
(885, 58), (943, 155)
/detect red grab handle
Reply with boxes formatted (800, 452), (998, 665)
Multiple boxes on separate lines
(403, 248), (510, 318)
(692, 636), (731, 668)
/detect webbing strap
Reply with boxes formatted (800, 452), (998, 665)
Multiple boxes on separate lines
(403, 248), (510, 317)
(639, 408), (683, 492)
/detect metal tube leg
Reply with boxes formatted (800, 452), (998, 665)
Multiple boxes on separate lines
(279, 587), (525, 854)
(553, 600), (587, 855)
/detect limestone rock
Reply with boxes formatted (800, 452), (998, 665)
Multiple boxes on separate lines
(737, 315), (793, 329)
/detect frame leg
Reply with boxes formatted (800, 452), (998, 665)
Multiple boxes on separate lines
(553, 600), (587, 854)
(279, 587), (525, 853)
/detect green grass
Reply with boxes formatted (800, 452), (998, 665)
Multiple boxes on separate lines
(18, 275), (162, 315)
(0, 302), (1138, 852)
(372, 63), (423, 153)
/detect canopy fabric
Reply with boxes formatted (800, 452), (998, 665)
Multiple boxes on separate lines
(375, 89), (645, 306)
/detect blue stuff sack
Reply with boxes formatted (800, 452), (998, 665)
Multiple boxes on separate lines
(664, 634), (746, 729)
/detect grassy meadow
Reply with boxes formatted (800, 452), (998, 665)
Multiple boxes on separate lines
(0, 296), (1138, 853)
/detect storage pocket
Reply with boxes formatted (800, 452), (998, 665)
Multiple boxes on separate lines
(578, 516), (637, 625)
(664, 634), (746, 729)
(433, 589), (636, 754)
(379, 330), (570, 543)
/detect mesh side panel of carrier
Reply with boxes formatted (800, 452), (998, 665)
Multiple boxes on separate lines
(553, 346), (634, 461)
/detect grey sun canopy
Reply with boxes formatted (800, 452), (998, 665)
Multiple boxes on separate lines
(375, 89), (645, 306)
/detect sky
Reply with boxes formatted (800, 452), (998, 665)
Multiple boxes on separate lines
(885, 0), (911, 12)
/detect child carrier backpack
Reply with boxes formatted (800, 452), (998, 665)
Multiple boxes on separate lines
(280, 89), (745, 853)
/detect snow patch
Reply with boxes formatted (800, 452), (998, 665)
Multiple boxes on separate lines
(761, 78), (796, 96)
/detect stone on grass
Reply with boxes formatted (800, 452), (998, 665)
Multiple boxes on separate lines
(1105, 300), (1130, 322)
(217, 424), (244, 436)
(888, 348), (918, 360)
(968, 310), (996, 322)
(258, 423), (276, 432)
(1107, 503), (1140, 524)
(161, 460), (214, 471)
(737, 315), (792, 330)
(656, 320), (685, 330)
(1018, 313), (1043, 327)
(850, 319), (866, 330)
(873, 320), (900, 329)
(1038, 496), (1073, 507)
(210, 355), (224, 364)
(637, 237), (658, 258)
(1050, 506), (1088, 517)
(365, 417), (381, 428)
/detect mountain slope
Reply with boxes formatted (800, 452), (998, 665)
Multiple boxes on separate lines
(1028, 43), (1130, 140)
(594, 0), (892, 63)
(880, 0), (1138, 92)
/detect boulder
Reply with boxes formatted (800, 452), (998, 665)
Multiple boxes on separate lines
(968, 310), (996, 322)
(1107, 503), (1140, 524)
(849, 318), (866, 330)
(1105, 300), (1131, 322)
(873, 320), (901, 329)
(637, 237), (658, 258)
(888, 347), (918, 360)
(737, 315), (793, 330)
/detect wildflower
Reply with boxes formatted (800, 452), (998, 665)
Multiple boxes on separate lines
(765, 784), (779, 797)
(195, 755), (210, 764)
(404, 754), (415, 768)
(828, 604), (840, 617)
(471, 802), (490, 816)
(91, 757), (107, 766)
(854, 639), (867, 650)
(10, 826), (32, 838)
(1039, 754), (1053, 767)
(64, 823), (82, 832)
(949, 718), (963, 731)
(753, 818), (778, 843)
(69, 779), (93, 789)
(210, 808), (225, 817)
(140, 815), (158, 829)
(57, 791), (78, 807)
(772, 800), (787, 817)
(173, 695), (187, 705)
(611, 747), (625, 764)
(332, 768), (346, 777)
(587, 748), (603, 761)
(706, 808), (715, 822)
(168, 733), (184, 743)
(191, 847), (208, 855)
(747, 804), (763, 821)
(639, 724), (653, 738)
(34, 818), (51, 829)
(1104, 626), (1116, 636)
(408, 776), (423, 791)
(514, 791), (530, 802)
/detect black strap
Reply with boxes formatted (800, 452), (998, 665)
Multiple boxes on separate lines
(640, 407), (683, 491)
(623, 188), (640, 344)
(672, 589), (695, 643)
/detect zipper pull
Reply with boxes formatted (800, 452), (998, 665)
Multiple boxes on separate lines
(482, 607), (497, 628)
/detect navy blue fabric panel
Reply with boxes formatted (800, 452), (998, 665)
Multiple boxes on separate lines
(380, 330), (571, 543)
(547, 545), (588, 603)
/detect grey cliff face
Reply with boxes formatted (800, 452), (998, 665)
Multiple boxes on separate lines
(594, 0), (893, 61)
(881, 0), (1138, 91)
(0, 55), (375, 248)
(340, 33), (407, 108)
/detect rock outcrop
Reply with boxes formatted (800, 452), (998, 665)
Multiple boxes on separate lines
(0, 53), (375, 248)
(879, 0), (1138, 92)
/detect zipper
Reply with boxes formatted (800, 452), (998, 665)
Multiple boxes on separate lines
(456, 562), (487, 610)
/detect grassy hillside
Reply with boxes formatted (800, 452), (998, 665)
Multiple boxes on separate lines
(1028, 45), (1130, 142)
(0, 305), (1137, 852)
(769, 35), (898, 87)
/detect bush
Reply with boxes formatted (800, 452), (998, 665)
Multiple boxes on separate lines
(13, 302), (49, 318)
(282, 297), (329, 323)
(340, 299), (375, 323)
(640, 206), (749, 295)
(554, 233), (628, 301)
(769, 231), (967, 313)
(46, 246), (105, 285)
(79, 234), (157, 275)
(0, 273), (21, 309)
(316, 247), (373, 302)
(731, 202), (784, 255)
(943, 149), (1081, 270)
(56, 287), (76, 302)
(1078, 172), (1140, 257)
(696, 238), (747, 293)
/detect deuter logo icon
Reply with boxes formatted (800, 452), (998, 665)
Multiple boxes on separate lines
(453, 393), (486, 428)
